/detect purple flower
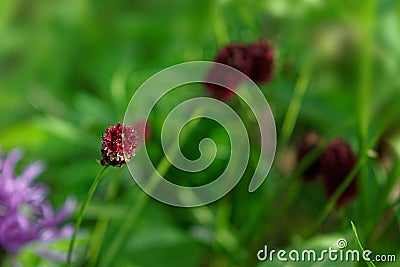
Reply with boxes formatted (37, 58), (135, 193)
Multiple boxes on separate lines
(100, 123), (138, 167)
(0, 149), (76, 258)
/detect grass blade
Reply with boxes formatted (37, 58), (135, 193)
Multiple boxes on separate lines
(351, 221), (376, 267)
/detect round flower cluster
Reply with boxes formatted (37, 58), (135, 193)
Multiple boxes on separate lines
(297, 133), (358, 206)
(205, 40), (274, 100)
(100, 123), (138, 167)
(321, 139), (358, 206)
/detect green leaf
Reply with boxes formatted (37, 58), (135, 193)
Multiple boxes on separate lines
(351, 221), (376, 267)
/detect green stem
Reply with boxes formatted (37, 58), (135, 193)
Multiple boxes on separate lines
(67, 165), (109, 266)
(307, 133), (381, 237)
(99, 164), (166, 267)
(244, 115), (355, 245)
(279, 58), (312, 149)
(100, 105), (205, 267)
(87, 176), (119, 267)
(366, 157), (400, 242)
(213, 4), (229, 46)
(308, 158), (365, 236)
(351, 221), (377, 267)
(358, 0), (376, 210)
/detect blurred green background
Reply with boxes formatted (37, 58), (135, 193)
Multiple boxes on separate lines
(1, 0), (400, 266)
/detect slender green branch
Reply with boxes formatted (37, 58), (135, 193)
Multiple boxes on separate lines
(100, 106), (205, 267)
(357, 0), (376, 207)
(309, 158), (364, 236)
(87, 176), (119, 267)
(308, 133), (381, 237)
(67, 165), (110, 266)
(99, 156), (170, 267)
(279, 58), (312, 149)
(351, 221), (377, 267)
(213, 5), (229, 46)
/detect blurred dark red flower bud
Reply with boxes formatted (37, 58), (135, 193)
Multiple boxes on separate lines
(247, 40), (274, 84)
(204, 66), (243, 100)
(204, 44), (252, 100)
(297, 132), (323, 181)
(100, 123), (138, 167)
(204, 41), (275, 100)
(214, 43), (253, 75)
(320, 139), (358, 206)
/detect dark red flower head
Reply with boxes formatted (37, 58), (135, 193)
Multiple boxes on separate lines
(204, 41), (274, 100)
(204, 44), (252, 100)
(214, 43), (253, 75)
(320, 139), (358, 206)
(247, 40), (274, 84)
(297, 132), (323, 181)
(204, 66), (242, 100)
(100, 123), (138, 167)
